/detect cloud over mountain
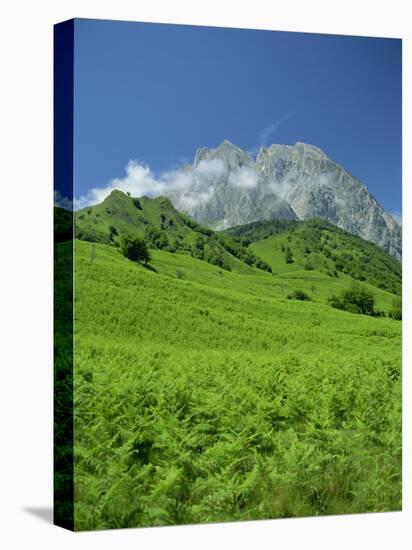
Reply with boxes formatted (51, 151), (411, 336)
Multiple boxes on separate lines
(74, 139), (401, 259)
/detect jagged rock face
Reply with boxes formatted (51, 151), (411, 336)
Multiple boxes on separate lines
(256, 142), (402, 260)
(169, 140), (297, 230)
(168, 140), (401, 259)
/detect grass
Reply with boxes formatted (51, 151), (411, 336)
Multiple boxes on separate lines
(227, 218), (401, 296)
(69, 239), (402, 530)
(74, 190), (263, 274)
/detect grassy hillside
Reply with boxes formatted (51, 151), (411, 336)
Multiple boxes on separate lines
(70, 239), (401, 530)
(75, 190), (270, 274)
(224, 218), (402, 296)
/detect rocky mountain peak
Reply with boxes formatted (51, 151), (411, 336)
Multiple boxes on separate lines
(168, 141), (401, 260)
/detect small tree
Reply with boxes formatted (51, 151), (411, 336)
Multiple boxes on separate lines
(120, 234), (151, 264)
(255, 259), (272, 273)
(131, 197), (142, 210)
(109, 225), (118, 241)
(329, 282), (375, 316)
(156, 231), (169, 250)
(285, 246), (294, 264)
(287, 289), (311, 301)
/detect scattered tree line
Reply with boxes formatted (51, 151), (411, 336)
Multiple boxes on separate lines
(222, 218), (299, 244)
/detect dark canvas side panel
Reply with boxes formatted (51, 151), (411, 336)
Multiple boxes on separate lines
(53, 18), (74, 532)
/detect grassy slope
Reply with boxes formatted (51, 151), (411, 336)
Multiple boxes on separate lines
(72, 239), (401, 530)
(250, 238), (397, 313)
(244, 221), (402, 313)
(75, 190), (256, 274)
(227, 219), (401, 296)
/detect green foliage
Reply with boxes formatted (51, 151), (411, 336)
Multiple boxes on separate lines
(71, 240), (401, 530)
(255, 259), (272, 273)
(329, 283), (375, 316)
(144, 227), (170, 250)
(75, 190), (261, 274)
(120, 234), (151, 264)
(109, 225), (118, 241)
(215, 232), (272, 273)
(389, 297), (402, 320)
(284, 246), (294, 264)
(132, 197), (142, 210)
(179, 212), (213, 236)
(248, 219), (401, 296)
(223, 218), (298, 242)
(287, 289), (311, 301)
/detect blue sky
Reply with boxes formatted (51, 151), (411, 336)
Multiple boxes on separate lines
(74, 18), (402, 217)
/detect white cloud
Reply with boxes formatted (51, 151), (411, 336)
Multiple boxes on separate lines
(248, 115), (291, 156)
(317, 172), (335, 186)
(228, 166), (259, 189)
(74, 161), (162, 210)
(268, 176), (295, 200)
(74, 157), (226, 211)
(175, 188), (215, 211)
(390, 211), (402, 226)
(54, 190), (73, 211)
(195, 158), (226, 180)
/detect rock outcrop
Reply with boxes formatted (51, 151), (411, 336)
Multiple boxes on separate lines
(168, 140), (401, 260)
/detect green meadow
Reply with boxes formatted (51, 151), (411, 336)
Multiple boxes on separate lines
(70, 228), (402, 530)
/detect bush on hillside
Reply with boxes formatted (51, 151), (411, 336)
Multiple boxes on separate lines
(284, 246), (294, 264)
(132, 197), (142, 210)
(389, 297), (402, 320)
(255, 259), (272, 273)
(328, 283), (375, 316)
(109, 225), (118, 241)
(145, 227), (170, 250)
(120, 234), (151, 264)
(287, 289), (311, 301)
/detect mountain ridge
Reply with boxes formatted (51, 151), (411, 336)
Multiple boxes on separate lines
(74, 189), (272, 274)
(72, 190), (401, 299)
(167, 140), (401, 260)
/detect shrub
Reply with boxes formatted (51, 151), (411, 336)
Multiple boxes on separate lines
(194, 235), (205, 252)
(255, 259), (272, 273)
(243, 254), (256, 266)
(389, 297), (402, 320)
(329, 283), (375, 316)
(109, 225), (118, 241)
(284, 247), (294, 264)
(287, 289), (311, 301)
(145, 227), (169, 250)
(155, 231), (169, 250)
(373, 310), (386, 318)
(132, 197), (142, 210)
(304, 262), (314, 271)
(120, 234), (151, 264)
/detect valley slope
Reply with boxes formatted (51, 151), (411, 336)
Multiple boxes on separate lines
(61, 191), (402, 529)
(69, 236), (401, 529)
